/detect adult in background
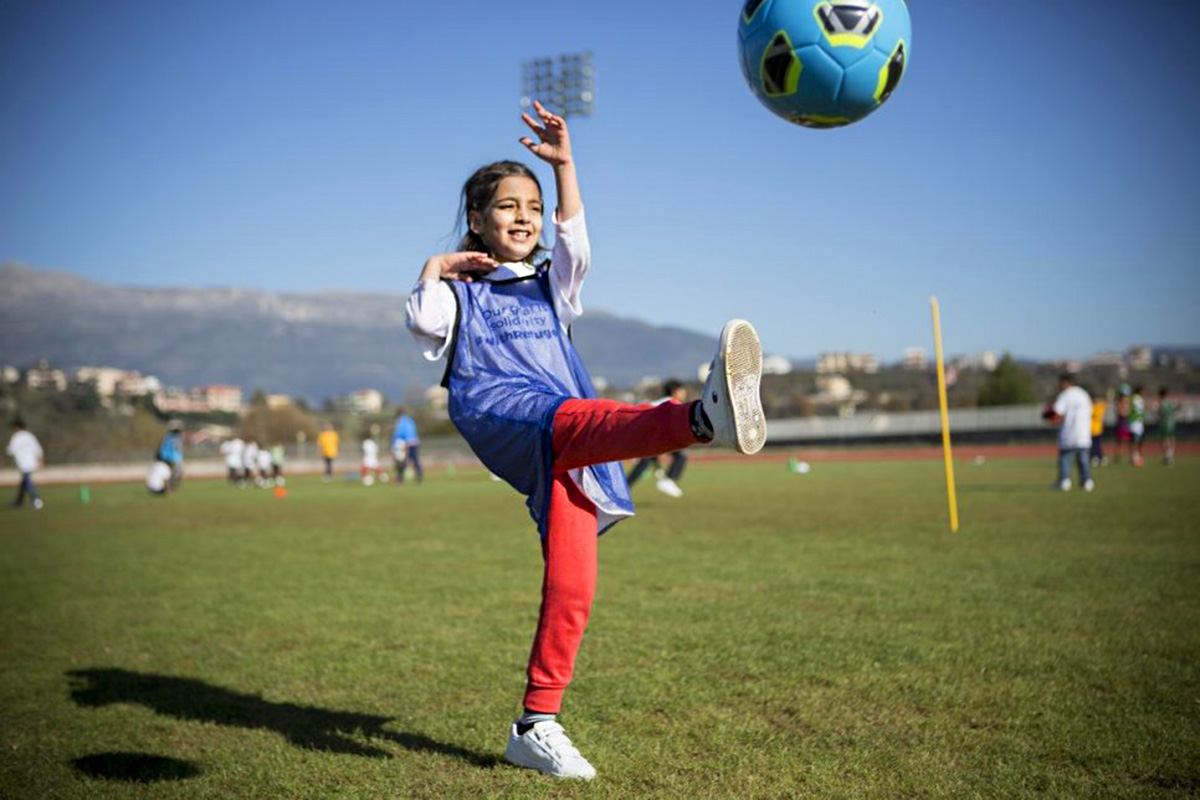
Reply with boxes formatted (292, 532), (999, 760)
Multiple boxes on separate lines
(1044, 373), (1094, 492)
(156, 420), (185, 490)
(391, 407), (423, 484)
(317, 422), (339, 482)
(6, 418), (44, 510)
(625, 379), (689, 498)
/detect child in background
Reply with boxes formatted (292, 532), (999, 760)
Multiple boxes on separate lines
(271, 443), (286, 486)
(1129, 385), (1146, 466)
(146, 460), (172, 495)
(1089, 393), (1108, 467)
(625, 379), (691, 498)
(1114, 386), (1132, 464)
(317, 422), (339, 482)
(390, 408), (423, 484)
(220, 436), (245, 484)
(242, 439), (260, 487)
(256, 445), (274, 487)
(1156, 386), (1178, 466)
(405, 101), (765, 779)
(361, 434), (384, 486)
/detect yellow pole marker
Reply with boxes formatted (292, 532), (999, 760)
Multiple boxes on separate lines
(930, 297), (959, 533)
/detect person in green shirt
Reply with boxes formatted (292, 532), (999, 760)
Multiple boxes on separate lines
(1156, 386), (1178, 466)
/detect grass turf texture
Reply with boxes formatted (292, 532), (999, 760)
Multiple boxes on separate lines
(1, 458), (1198, 799)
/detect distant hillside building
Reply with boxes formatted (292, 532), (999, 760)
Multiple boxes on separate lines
(24, 360), (67, 391)
(902, 347), (927, 370)
(817, 352), (879, 375)
(75, 366), (129, 397)
(341, 388), (384, 414)
(194, 385), (243, 413)
(1127, 346), (1152, 371)
(1086, 351), (1123, 368)
(114, 372), (162, 397)
(951, 351), (998, 372)
(1, 366), (18, 384)
(155, 387), (209, 414)
(762, 355), (793, 375)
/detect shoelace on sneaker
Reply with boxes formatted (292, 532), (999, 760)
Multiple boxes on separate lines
(537, 722), (584, 762)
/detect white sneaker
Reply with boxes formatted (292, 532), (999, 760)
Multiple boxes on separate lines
(32, 498), (44, 510)
(1083, 479), (1095, 492)
(1057, 479), (1071, 492)
(504, 721), (596, 780)
(701, 319), (765, 454)
(656, 477), (683, 498)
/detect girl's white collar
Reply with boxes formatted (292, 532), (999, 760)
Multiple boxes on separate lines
(483, 261), (538, 281)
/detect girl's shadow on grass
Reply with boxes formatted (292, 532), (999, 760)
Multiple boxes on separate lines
(67, 668), (498, 768)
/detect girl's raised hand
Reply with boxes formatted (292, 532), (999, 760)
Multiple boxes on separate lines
(425, 252), (498, 283)
(520, 100), (572, 167)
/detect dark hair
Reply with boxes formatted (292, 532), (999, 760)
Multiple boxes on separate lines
(456, 160), (545, 261)
(1058, 372), (1074, 384)
(1159, 386), (1169, 397)
(11, 417), (24, 429)
(663, 379), (684, 397)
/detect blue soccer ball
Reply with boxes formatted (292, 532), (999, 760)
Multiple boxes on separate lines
(737, 0), (911, 128)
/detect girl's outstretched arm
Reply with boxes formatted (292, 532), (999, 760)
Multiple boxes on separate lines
(520, 100), (580, 222)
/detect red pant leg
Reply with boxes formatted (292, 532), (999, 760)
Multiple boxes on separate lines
(522, 399), (700, 713)
(552, 398), (700, 471)
(523, 473), (598, 713)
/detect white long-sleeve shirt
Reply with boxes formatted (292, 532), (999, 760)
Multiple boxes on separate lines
(6, 430), (43, 473)
(405, 207), (591, 360)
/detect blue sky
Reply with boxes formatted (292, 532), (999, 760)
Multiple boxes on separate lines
(2, 0), (1198, 362)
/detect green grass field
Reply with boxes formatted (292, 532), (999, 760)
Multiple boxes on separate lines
(2, 456), (1198, 799)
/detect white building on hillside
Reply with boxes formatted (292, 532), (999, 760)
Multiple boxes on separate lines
(24, 361), (67, 391)
(75, 366), (128, 397)
(817, 352), (879, 374)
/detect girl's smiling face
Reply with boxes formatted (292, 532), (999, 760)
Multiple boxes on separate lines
(470, 176), (544, 263)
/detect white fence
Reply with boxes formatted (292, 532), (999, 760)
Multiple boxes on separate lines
(767, 404), (1048, 443)
(766, 399), (1200, 444)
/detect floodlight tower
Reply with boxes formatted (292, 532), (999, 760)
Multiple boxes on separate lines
(520, 52), (595, 119)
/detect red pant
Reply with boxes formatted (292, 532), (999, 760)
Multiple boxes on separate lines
(523, 398), (699, 712)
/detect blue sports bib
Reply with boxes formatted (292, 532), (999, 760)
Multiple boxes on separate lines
(443, 271), (633, 536)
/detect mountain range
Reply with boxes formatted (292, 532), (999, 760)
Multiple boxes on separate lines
(0, 263), (721, 403)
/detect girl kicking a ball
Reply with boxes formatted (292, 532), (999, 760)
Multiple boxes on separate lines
(405, 101), (766, 779)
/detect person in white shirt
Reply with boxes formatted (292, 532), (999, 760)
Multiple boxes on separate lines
(361, 435), (382, 485)
(256, 446), (274, 485)
(242, 439), (260, 486)
(1046, 373), (1094, 492)
(146, 460), (172, 495)
(220, 437), (245, 484)
(6, 419), (44, 510)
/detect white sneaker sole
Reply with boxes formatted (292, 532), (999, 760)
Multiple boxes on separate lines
(713, 320), (766, 455)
